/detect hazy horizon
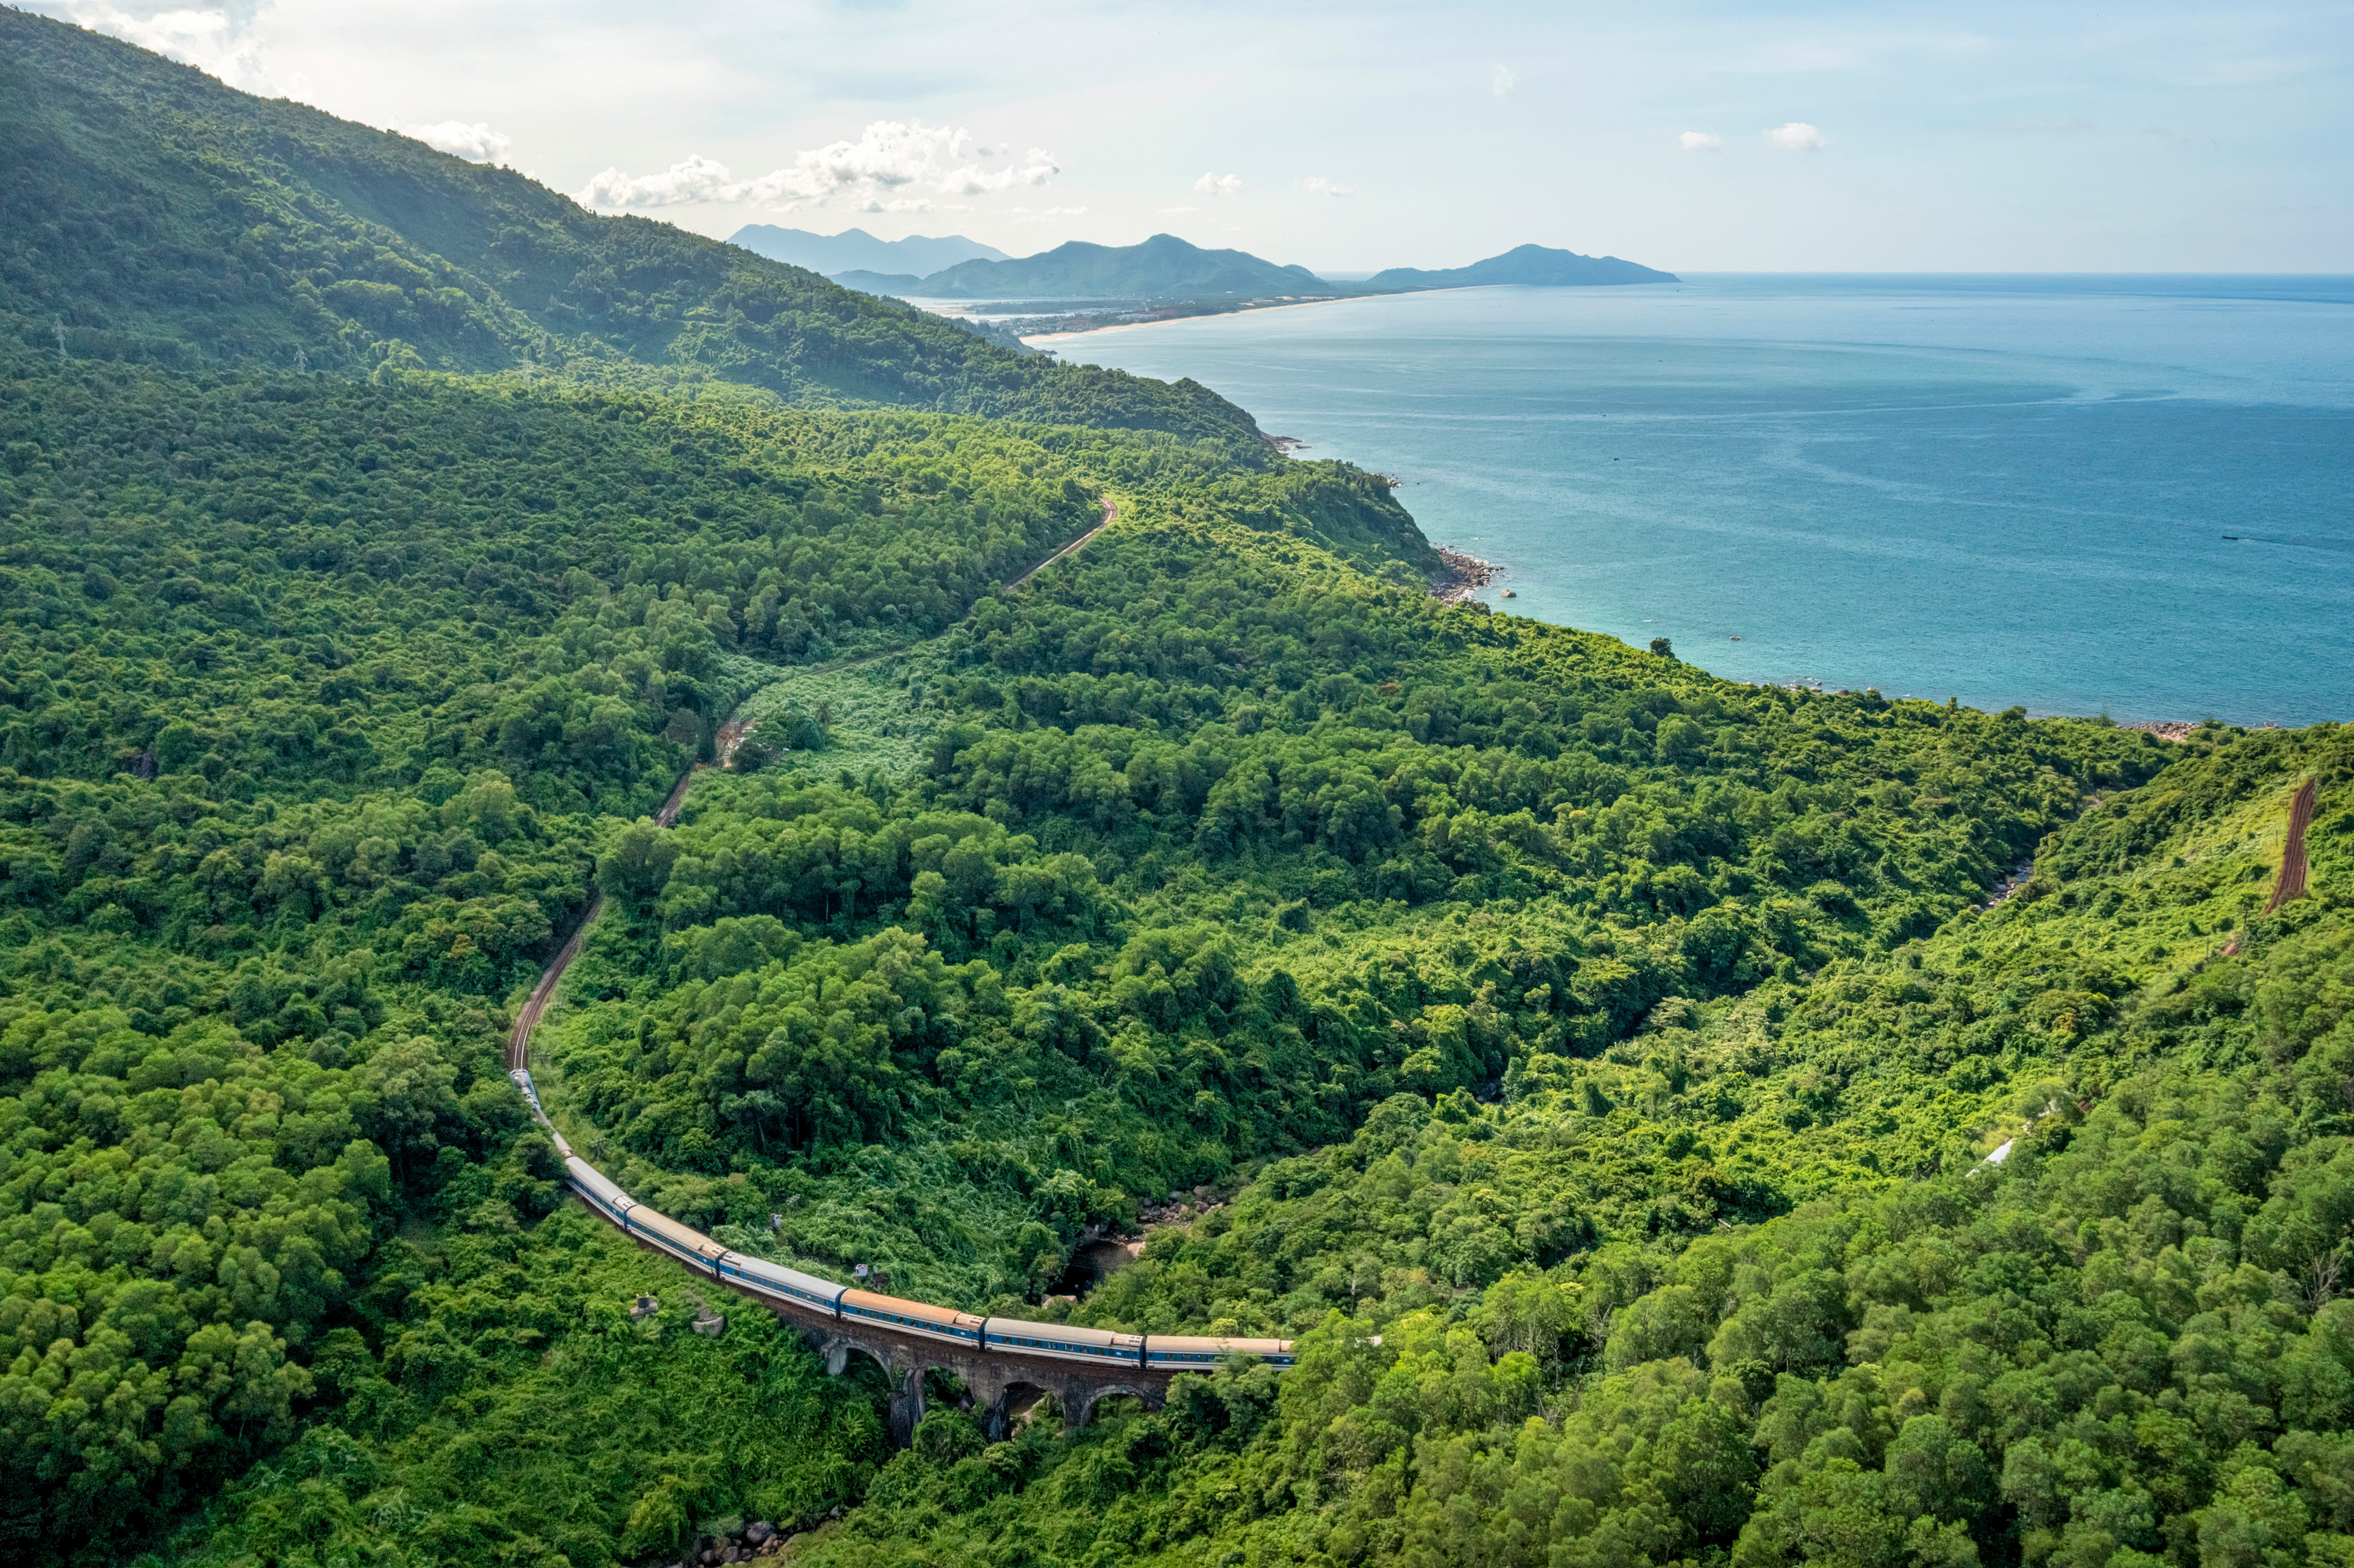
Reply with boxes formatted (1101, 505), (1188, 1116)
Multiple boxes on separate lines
(741, 226), (2354, 279)
(17, 0), (2351, 275)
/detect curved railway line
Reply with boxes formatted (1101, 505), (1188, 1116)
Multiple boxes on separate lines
(501, 499), (1293, 1443)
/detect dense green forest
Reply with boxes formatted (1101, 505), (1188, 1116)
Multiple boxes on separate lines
(1, 15), (2348, 1568)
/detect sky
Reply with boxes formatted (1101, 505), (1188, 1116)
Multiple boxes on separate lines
(22, 0), (2354, 273)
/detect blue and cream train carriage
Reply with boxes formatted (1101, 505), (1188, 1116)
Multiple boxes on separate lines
(514, 1069), (1295, 1371)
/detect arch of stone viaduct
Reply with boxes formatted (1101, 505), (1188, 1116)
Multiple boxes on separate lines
(634, 1247), (1174, 1446)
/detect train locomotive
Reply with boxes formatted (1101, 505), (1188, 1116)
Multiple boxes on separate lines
(512, 1069), (1295, 1373)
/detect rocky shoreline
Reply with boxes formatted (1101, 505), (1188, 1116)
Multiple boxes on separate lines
(1419, 562), (2229, 734)
(1431, 545), (1500, 604)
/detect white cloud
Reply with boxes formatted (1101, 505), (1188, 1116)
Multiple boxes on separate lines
(1491, 64), (1517, 97)
(577, 122), (1057, 212)
(400, 120), (514, 163)
(577, 153), (737, 209)
(1299, 176), (1353, 197)
(1158, 205), (1200, 215)
(936, 147), (1060, 196)
(1679, 131), (1724, 151)
(1193, 172), (1243, 197)
(1766, 122), (1827, 150)
(30, 0), (272, 90)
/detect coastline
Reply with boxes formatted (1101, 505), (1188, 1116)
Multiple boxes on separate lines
(1019, 289), (1429, 347)
(1427, 557), (2206, 735)
(1429, 544), (1500, 604)
(1017, 289), (2330, 729)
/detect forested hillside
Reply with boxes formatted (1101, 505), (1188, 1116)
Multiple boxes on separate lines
(122, 476), (2352, 1568)
(0, 18), (2348, 1568)
(787, 727), (2354, 1568)
(0, 10), (1259, 442)
(0, 330), (1424, 1556)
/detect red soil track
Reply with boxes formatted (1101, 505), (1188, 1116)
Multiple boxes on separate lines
(2263, 778), (2318, 916)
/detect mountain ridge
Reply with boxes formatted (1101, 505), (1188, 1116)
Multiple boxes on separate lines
(821, 237), (1681, 313)
(728, 223), (1008, 277)
(832, 269), (934, 296)
(907, 233), (1331, 299)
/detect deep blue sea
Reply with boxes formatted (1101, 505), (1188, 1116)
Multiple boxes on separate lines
(1037, 276), (2354, 724)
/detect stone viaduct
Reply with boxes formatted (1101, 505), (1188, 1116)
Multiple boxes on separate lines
(617, 1229), (1172, 1446)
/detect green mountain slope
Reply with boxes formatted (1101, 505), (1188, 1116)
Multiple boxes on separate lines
(0, 10), (1260, 442)
(518, 517), (2165, 1311)
(801, 726), (2349, 1568)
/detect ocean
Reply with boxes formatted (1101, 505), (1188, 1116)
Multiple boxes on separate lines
(1034, 276), (2354, 725)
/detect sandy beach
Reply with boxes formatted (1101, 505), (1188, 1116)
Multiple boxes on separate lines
(1019, 289), (1419, 347)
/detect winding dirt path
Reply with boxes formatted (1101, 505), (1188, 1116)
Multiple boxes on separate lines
(507, 495), (1121, 1074)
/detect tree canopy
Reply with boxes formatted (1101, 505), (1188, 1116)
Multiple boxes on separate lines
(0, 17), (2345, 1567)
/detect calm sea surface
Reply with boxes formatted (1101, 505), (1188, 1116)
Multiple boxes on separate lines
(1037, 276), (2354, 724)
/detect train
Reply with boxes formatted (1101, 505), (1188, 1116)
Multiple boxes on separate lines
(510, 1069), (1295, 1374)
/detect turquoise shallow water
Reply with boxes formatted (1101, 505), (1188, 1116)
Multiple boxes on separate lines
(1041, 276), (2354, 724)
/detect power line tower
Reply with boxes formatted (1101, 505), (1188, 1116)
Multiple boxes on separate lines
(53, 319), (67, 361)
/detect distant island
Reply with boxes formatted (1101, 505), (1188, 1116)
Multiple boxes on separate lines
(1364, 244), (1675, 289)
(892, 233), (1331, 301)
(801, 233), (1679, 338)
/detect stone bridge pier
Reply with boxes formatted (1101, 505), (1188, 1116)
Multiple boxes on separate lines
(800, 1319), (1169, 1447)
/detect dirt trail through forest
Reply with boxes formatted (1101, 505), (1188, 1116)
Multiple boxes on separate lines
(795, 495), (1121, 679)
(506, 494), (1124, 1075)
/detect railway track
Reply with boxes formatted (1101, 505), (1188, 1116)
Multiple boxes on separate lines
(1000, 495), (1117, 590)
(503, 768), (693, 1075)
(497, 495), (1290, 1440)
(2263, 776), (2319, 915)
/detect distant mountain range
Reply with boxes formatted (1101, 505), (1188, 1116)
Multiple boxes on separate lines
(1364, 245), (1676, 289)
(816, 233), (1677, 303)
(892, 234), (1328, 300)
(728, 224), (1008, 277)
